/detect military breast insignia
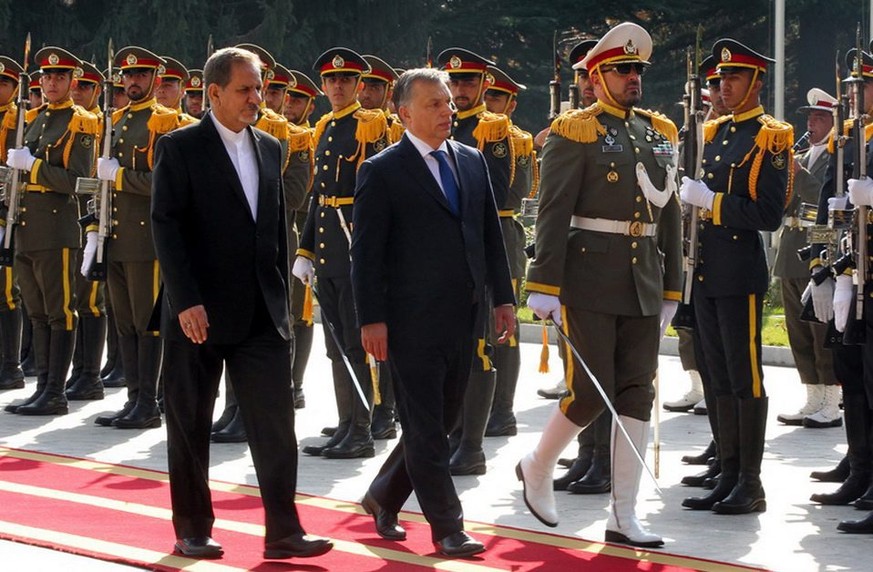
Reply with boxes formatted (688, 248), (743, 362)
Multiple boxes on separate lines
(492, 141), (508, 158)
(80, 134), (93, 148)
(373, 138), (387, 152)
(602, 133), (622, 153)
(517, 154), (530, 167)
(607, 170), (619, 183)
(771, 152), (786, 170)
(653, 140), (674, 157)
(298, 150), (310, 162)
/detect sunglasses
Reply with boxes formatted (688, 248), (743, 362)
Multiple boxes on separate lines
(601, 63), (647, 76)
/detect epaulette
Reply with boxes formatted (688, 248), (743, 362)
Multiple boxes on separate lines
(25, 104), (46, 125)
(112, 106), (128, 125)
(635, 108), (678, 144)
(177, 112), (199, 128)
(146, 104), (181, 134)
(1, 103), (17, 131)
(68, 105), (99, 135)
(754, 115), (793, 155)
(388, 115), (405, 143)
(312, 112), (332, 150)
(353, 107), (389, 145)
(256, 108), (289, 140)
(286, 121), (312, 153)
(549, 105), (606, 144)
(703, 115), (732, 143)
(509, 124), (533, 157)
(472, 110), (510, 145)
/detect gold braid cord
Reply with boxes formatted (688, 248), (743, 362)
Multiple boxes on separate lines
(0, 103), (16, 161)
(255, 108), (289, 140)
(353, 107), (388, 169)
(145, 104), (181, 169)
(703, 115), (731, 144)
(740, 115), (793, 204)
(61, 105), (99, 167)
(636, 108), (679, 144)
(549, 105), (606, 144)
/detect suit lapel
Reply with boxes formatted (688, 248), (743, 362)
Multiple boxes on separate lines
(250, 126), (268, 224)
(398, 136), (456, 215)
(201, 112), (255, 222)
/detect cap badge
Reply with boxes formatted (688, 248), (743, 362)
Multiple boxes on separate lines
(265, 69), (275, 80)
(73, 67), (83, 79)
(449, 55), (462, 69)
(0, 63), (5, 74)
(157, 64), (166, 76)
(624, 40), (637, 55)
(332, 55), (345, 69)
(48, 53), (59, 66)
(288, 75), (297, 88)
(485, 72), (495, 84)
(191, 76), (201, 87)
(721, 47), (732, 63)
(126, 53), (138, 66)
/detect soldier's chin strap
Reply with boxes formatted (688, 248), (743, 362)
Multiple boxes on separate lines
(734, 68), (760, 114)
(593, 63), (625, 112)
(500, 93), (515, 116)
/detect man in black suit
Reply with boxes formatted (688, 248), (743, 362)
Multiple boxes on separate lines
(351, 67), (516, 557)
(151, 47), (332, 561)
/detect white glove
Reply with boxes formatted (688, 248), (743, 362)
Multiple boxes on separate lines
(81, 231), (97, 277)
(6, 148), (36, 172)
(809, 277), (834, 323)
(834, 274), (854, 333)
(828, 196), (848, 211)
(527, 292), (562, 326)
(679, 176), (715, 210)
(659, 300), (678, 339)
(848, 177), (873, 207)
(291, 256), (315, 285)
(97, 157), (121, 182)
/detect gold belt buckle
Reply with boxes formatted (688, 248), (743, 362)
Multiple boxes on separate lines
(629, 220), (644, 237)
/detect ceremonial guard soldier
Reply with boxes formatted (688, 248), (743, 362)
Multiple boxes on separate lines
(437, 47), (515, 476)
(774, 88), (839, 428)
(679, 40), (792, 515)
(65, 60), (107, 401)
(293, 47), (388, 459)
(27, 71), (42, 110)
(518, 22), (682, 547)
(0, 55), (26, 393)
(4, 47), (97, 416)
(183, 69), (205, 119)
(90, 46), (179, 429)
(157, 57), (198, 127)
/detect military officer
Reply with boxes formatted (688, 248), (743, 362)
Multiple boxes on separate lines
(64, 60), (107, 402)
(518, 22), (682, 547)
(679, 40), (792, 515)
(183, 69), (204, 119)
(774, 88), (839, 428)
(3, 47), (98, 416)
(437, 47), (515, 476)
(157, 57), (198, 127)
(292, 47), (388, 459)
(0, 55), (26, 393)
(89, 46), (179, 429)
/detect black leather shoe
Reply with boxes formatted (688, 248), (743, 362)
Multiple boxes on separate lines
(449, 448), (486, 476)
(484, 411), (517, 437)
(810, 474), (868, 505)
(321, 425), (337, 437)
(95, 402), (134, 426)
(681, 441), (716, 465)
(211, 408), (247, 443)
(174, 536), (223, 559)
(811, 457), (850, 483)
(264, 533), (333, 559)
(322, 436), (375, 459)
(681, 462), (720, 487)
(434, 531), (485, 557)
(361, 491), (406, 540)
(838, 511), (873, 533)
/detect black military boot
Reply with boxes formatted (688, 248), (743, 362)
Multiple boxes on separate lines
(485, 342), (520, 437)
(0, 309), (25, 390)
(291, 323), (313, 409)
(682, 458), (721, 487)
(19, 307), (36, 377)
(114, 335), (162, 429)
(683, 396), (739, 510)
(65, 316), (106, 400)
(682, 440), (717, 465)
(324, 362), (375, 459)
(212, 372), (247, 442)
(100, 311), (125, 388)
(568, 413), (611, 493)
(65, 319), (84, 390)
(712, 397), (768, 514)
(811, 392), (870, 505)
(554, 430), (594, 491)
(19, 328), (75, 416)
(811, 456), (850, 482)
(838, 510), (873, 533)
(302, 361), (353, 456)
(5, 322), (50, 413)
(449, 368), (497, 475)
(95, 334), (139, 426)
(371, 363), (397, 440)
(212, 370), (240, 434)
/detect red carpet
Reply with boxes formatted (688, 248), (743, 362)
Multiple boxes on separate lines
(0, 446), (761, 571)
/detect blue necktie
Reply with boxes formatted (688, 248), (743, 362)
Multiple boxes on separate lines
(431, 150), (460, 215)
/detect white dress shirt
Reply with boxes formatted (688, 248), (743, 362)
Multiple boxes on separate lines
(404, 131), (459, 197)
(211, 113), (259, 221)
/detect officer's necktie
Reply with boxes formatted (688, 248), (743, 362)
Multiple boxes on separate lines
(430, 150), (460, 215)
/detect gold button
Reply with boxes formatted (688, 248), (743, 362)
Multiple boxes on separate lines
(318, 227), (324, 233)
(113, 207), (117, 212)
(632, 257), (637, 264)
(731, 163), (736, 168)
(322, 165), (328, 171)
(52, 209), (57, 214)
(330, 121), (336, 127)
(112, 233), (118, 239)
(45, 111), (51, 117)
(581, 247), (586, 253)
(634, 147), (640, 154)
(634, 212), (641, 219)
(702, 159), (707, 164)
(733, 235), (738, 240)
(706, 173), (714, 180)
(19, 207), (25, 213)
(636, 196), (642, 203)
(119, 138), (124, 144)
(722, 139), (728, 145)
(624, 122), (630, 127)
(319, 242), (325, 248)
(714, 155), (720, 162)
(20, 221), (25, 227)
(631, 241), (638, 249)
(629, 135), (636, 140)
(122, 125), (128, 131)
(140, 221), (145, 226)
(610, 162), (616, 168)
(320, 258), (325, 264)
(338, 154), (343, 159)
(320, 182), (325, 188)
(128, 113), (133, 119)
(328, 136), (333, 142)
(325, 150), (331, 156)
(320, 212), (325, 217)
(118, 152), (124, 157)
(698, 275), (704, 282)
(730, 126), (736, 133)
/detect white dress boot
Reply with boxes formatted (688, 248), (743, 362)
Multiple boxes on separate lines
(605, 415), (664, 548)
(804, 385), (843, 428)
(663, 369), (704, 412)
(517, 406), (580, 527)
(777, 384), (823, 426)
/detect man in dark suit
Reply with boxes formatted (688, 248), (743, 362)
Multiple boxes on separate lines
(351, 67), (516, 558)
(151, 47), (332, 561)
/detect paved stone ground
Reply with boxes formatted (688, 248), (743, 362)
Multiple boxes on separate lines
(0, 328), (865, 571)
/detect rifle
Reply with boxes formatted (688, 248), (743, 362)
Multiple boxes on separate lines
(671, 40), (705, 331)
(548, 30), (561, 121)
(76, 39), (114, 281)
(0, 34), (32, 267)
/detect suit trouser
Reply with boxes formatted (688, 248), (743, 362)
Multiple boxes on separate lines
(781, 276), (835, 385)
(368, 304), (475, 541)
(558, 307), (659, 425)
(15, 248), (77, 331)
(163, 307), (303, 542)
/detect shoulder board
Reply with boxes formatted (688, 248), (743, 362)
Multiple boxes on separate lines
(286, 121), (312, 153)
(635, 108), (678, 144)
(147, 104), (181, 134)
(703, 115), (732, 143)
(472, 111), (510, 144)
(509, 124), (533, 156)
(353, 107), (388, 145)
(69, 105), (100, 135)
(549, 105), (606, 144)
(312, 112), (333, 149)
(2, 103), (17, 131)
(754, 114), (793, 154)
(255, 109), (289, 140)
(25, 104), (46, 125)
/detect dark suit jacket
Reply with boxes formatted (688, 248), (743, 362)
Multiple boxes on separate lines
(151, 112), (290, 344)
(351, 135), (514, 342)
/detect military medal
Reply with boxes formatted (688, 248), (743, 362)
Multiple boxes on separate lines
(602, 134), (622, 153)
(607, 170), (619, 183)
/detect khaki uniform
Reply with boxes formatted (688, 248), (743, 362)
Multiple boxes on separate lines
(0, 102), (21, 313)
